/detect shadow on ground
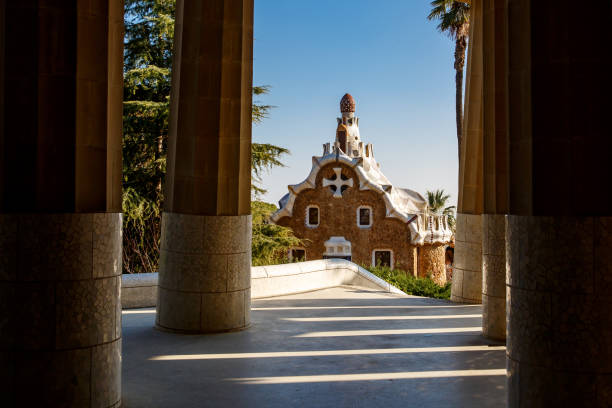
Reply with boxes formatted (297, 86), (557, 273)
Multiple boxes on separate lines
(122, 286), (506, 408)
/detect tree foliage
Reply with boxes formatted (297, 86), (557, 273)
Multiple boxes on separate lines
(251, 201), (303, 266)
(122, 0), (174, 273)
(428, 0), (471, 40)
(123, 0), (297, 272)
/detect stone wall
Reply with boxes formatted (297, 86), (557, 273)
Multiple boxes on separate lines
(276, 163), (418, 273)
(122, 273), (158, 309)
(120, 260), (406, 308)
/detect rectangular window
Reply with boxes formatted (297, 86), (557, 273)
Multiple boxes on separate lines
(290, 249), (305, 261)
(373, 250), (392, 268)
(308, 207), (319, 226)
(359, 208), (371, 226)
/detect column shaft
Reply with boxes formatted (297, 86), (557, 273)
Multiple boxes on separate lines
(451, 213), (483, 303)
(481, 0), (508, 340)
(452, 0), (484, 304)
(157, 0), (253, 333)
(505, 0), (612, 405)
(0, 1), (124, 406)
(481, 214), (505, 340)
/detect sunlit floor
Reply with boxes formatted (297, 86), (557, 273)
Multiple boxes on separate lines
(122, 286), (506, 407)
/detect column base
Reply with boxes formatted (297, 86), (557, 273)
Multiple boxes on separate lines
(155, 321), (252, 335)
(482, 214), (506, 340)
(156, 213), (252, 333)
(0, 213), (122, 407)
(450, 213), (483, 303)
(507, 215), (612, 407)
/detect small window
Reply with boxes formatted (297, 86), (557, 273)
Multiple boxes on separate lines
(290, 248), (306, 261)
(372, 250), (393, 268)
(306, 205), (319, 227)
(357, 206), (372, 228)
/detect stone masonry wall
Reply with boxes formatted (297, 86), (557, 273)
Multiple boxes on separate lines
(418, 245), (447, 285)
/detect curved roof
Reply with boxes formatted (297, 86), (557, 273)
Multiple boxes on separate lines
(270, 148), (453, 245)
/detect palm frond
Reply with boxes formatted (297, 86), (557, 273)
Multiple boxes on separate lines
(427, 0), (471, 40)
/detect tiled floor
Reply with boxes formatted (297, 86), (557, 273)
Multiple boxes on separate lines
(122, 286), (506, 407)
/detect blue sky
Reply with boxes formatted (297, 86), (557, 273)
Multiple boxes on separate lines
(253, 0), (459, 207)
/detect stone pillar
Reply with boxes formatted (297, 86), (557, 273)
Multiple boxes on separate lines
(481, 214), (505, 340)
(505, 1), (612, 405)
(0, 1), (124, 406)
(451, 0), (483, 304)
(156, 0), (253, 333)
(417, 245), (447, 286)
(481, 0), (508, 340)
(451, 214), (483, 303)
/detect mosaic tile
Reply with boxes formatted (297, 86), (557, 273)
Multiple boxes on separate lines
(157, 287), (201, 331)
(201, 289), (247, 332)
(92, 339), (121, 408)
(227, 251), (251, 291)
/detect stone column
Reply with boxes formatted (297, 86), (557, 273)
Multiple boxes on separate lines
(417, 245), (447, 286)
(452, 214), (483, 303)
(156, 0), (253, 333)
(481, 214), (506, 340)
(505, 1), (612, 405)
(0, 1), (123, 406)
(481, 0), (508, 340)
(452, 0), (484, 304)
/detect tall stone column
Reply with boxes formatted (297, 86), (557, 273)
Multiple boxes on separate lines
(156, 0), (253, 333)
(481, 214), (506, 339)
(481, 0), (508, 340)
(451, 0), (483, 304)
(505, 0), (612, 405)
(0, 1), (124, 407)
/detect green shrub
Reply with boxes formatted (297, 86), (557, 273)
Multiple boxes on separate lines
(365, 265), (451, 300)
(251, 201), (304, 266)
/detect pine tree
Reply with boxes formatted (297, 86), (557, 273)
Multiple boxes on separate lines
(123, 0), (295, 272)
(122, 0), (174, 273)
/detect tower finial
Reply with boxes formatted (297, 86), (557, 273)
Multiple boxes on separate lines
(340, 93), (355, 113)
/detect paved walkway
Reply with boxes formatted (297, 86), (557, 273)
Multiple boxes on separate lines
(122, 286), (506, 407)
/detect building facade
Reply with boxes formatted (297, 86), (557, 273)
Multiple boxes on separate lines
(271, 94), (453, 283)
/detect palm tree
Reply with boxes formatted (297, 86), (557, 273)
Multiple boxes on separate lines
(426, 189), (456, 229)
(427, 0), (471, 158)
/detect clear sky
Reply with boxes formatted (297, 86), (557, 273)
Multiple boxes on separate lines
(253, 0), (459, 208)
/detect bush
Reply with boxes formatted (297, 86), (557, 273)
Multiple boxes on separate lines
(366, 265), (451, 299)
(251, 201), (304, 266)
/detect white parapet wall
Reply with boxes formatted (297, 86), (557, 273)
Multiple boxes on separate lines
(121, 259), (404, 309)
(121, 272), (158, 309)
(251, 258), (405, 299)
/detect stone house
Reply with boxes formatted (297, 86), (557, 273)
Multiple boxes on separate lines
(271, 94), (453, 284)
